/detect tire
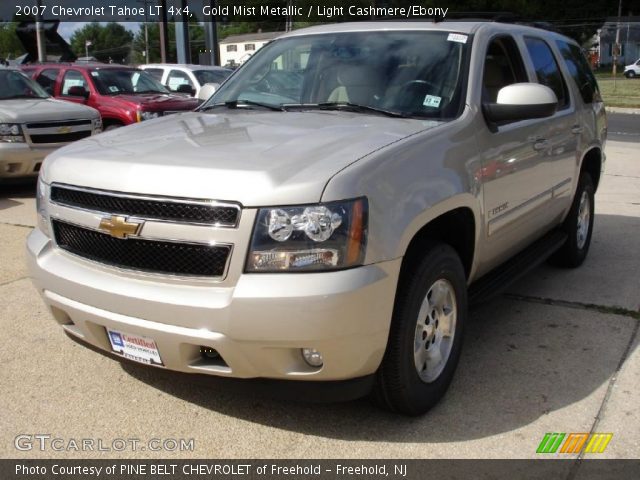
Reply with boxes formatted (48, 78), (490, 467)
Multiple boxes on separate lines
(550, 172), (595, 268)
(373, 242), (467, 415)
(625, 71), (635, 78)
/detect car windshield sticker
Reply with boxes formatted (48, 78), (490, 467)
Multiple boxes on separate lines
(447, 33), (468, 44)
(108, 86), (119, 93)
(91, 71), (99, 76)
(423, 95), (441, 108)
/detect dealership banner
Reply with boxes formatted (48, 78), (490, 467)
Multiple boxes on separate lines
(2, 1), (452, 23)
(3, 459), (640, 480)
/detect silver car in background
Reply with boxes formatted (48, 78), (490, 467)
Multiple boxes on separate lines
(0, 68), (101, 181)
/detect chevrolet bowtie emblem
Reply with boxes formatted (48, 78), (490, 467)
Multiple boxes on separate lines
(57, 126), (72, 134)
(98, 215), (143, 239)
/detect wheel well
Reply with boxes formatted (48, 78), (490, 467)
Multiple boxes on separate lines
(401, 208), (475, 280)
(581, 148), (602, 191)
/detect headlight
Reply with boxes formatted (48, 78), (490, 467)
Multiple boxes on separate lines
(137, 111), (160, 122)
(92, 117), (103, 133)
(246, 198), (367, 272)
(36, 177), (50, 238)
(0, 123), (25, 143)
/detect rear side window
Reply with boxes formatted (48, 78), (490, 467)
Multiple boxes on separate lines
(144, 68), (164, 81)
(555, 40), (600, 104)
(524, 37), (569, 109)
(35, 68), (59, 95)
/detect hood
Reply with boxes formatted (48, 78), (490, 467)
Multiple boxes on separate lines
(0, 98), (99, 123)
(114, 93), (199, 110)
(43, 110), (441, 206)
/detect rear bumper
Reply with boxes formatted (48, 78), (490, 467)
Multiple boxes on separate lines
(27, 228), (401, 382)
(0, 143), (53, 178)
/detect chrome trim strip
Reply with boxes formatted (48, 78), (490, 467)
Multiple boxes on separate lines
(552, 178), (572, 198)
(50, 182), (242, 228)
(488, 187), (553, 236)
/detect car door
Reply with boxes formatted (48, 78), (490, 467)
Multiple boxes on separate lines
(522, 36), (578, 217)
(474, 35), (562, 269)
(59, 69), (90, 105)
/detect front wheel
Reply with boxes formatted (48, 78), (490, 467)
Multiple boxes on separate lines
(374, 243), (467, 415)
(625, 71), (636, 78)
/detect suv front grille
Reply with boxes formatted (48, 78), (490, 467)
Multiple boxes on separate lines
(50, 186), (240, 227)
(52, 220), (231, 277)
(29, 131), (91, 144)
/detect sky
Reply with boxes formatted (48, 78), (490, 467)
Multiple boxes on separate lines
(56, 22), (141, 42)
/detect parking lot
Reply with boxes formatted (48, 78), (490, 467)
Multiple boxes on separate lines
(1, 127), (638, 460)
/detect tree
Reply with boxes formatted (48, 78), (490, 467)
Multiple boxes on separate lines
(131, 18), (206, 64)
(70, 22), (133, 63)
(0, 22), (26, 61)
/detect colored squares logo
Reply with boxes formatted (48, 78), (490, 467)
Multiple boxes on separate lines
(537, 433), (613, 454)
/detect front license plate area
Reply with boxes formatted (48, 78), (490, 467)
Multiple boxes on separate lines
(106, 328), (163, 366)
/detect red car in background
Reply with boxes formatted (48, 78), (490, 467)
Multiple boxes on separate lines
(22, 64), (199, 130)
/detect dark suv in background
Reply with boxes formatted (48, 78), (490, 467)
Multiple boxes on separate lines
(22, 64), (199, 130)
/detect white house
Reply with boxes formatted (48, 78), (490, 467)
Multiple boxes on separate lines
(219, 31), (284, 68)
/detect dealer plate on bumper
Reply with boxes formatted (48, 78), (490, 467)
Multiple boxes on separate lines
(106, 328), (163, 366)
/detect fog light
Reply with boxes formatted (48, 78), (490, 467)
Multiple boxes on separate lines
(301, 348), (323, 367)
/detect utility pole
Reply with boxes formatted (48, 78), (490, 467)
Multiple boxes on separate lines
(613, 0), (622, 91)
(35, 0), (46, 62)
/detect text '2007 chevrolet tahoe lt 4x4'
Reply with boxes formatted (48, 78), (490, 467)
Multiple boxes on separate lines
(27, 21), (606, 415)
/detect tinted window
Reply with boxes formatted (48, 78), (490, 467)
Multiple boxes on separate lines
(36, 68), (59, 95)
(193, 69), (231, 86)
(144, 68), (164, 81)
(90, 69), (169, 95)
(555, 40), (600, 104)
(524, 37), (569, 108)
(61, 70), (88, 95)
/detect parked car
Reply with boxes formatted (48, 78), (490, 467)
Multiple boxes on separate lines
(0, 68), (101, 181)
(28, 21), (606, 415)
(22, 64), (199, 130)
(139, 64), (233, 97)
(623, 58), (640, 78)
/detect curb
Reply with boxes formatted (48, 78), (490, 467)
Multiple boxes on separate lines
(606, 106), (640, 114)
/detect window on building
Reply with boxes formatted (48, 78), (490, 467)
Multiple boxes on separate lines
(226, 45), (237, 52)
(245, 43), (255, 51)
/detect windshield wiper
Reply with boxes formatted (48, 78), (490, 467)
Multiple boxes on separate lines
(224, 99), (286, 111)
(133, 90), (166, 94)
(285, 102), (407, 118)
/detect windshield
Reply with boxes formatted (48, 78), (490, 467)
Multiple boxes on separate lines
(194, 69), (232, 86)
(203, 31), (469, 119)
(0, 70), (49, 100)
(90, 69), (170, 95)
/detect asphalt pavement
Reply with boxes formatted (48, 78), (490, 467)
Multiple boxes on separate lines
(0, 125), (638, 461)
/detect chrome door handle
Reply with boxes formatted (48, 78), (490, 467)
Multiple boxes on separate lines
(571, 125), (583, 135)
(533, 139), (550, 151)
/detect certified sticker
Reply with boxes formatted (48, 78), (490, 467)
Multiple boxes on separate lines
(447, 33), (468, 44)
(423, 95), (442, 108)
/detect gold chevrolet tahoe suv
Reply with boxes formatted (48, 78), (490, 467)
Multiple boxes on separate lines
(27, 21), (606, 415)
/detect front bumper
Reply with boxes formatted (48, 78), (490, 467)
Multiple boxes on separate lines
(27, 228), (401, 381)
(0, 143), (52, 179)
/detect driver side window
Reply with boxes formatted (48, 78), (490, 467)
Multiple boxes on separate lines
(482, 36), (527, 103)
(61, 70), (87, 96)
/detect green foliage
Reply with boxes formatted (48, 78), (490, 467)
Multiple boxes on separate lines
(0, 22), (25, 60)
(70, 22), (133, 63)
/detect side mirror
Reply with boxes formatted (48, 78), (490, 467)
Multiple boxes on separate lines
(67, 86), (89, 99)
(197, 82), (220, 102)
(176, 83), (195, 95)
(483, 83), (557, 123)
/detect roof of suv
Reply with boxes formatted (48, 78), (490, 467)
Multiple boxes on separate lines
(281, 21), (574, 44)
